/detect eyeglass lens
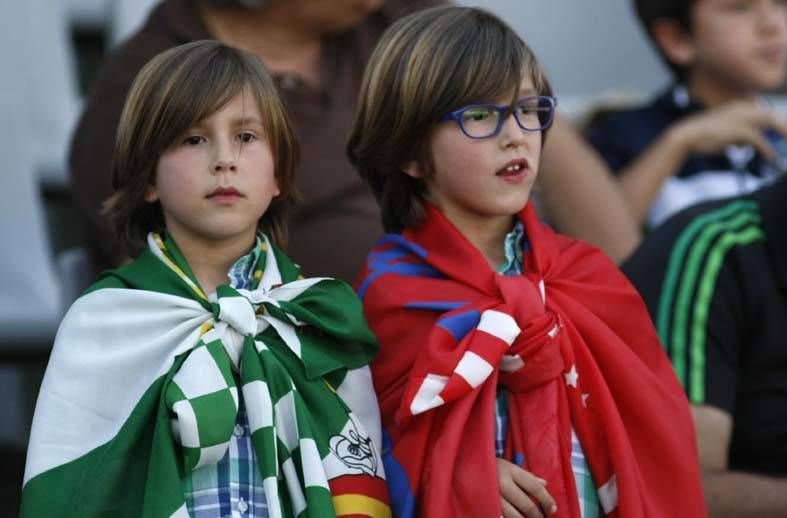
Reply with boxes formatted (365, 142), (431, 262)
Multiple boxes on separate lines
(459, 97), (553, 138)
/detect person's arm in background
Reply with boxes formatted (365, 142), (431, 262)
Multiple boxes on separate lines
(538, 114), (640, 263)
(613, 101), (787, 225)
(693, 405), (787, 518)
(622, 207), (787, 517)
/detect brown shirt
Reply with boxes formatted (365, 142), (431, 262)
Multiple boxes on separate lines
(70, 0), (440, 282)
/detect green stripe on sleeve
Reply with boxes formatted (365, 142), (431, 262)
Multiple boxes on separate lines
(660, 202), (760, 387)
(657, 201), (757, 347)
(688, 225), (764, 403)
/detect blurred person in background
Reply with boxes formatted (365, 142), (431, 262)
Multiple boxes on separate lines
(587, 0), (787, 231)
(624, 174), (787, 517)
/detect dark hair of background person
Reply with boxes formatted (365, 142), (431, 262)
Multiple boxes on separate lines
(633, 0), (696, 80)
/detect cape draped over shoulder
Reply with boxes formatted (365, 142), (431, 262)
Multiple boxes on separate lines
(22, 232), (390, 518)
(357, 202), (706, 518)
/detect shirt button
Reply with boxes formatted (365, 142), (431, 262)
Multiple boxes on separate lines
(234, 424), (244, 437)
(237, 497), (248, 514)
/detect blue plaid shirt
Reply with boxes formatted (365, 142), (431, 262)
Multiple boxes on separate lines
(182, 237), (268, 517)
(495, 222), (600, 517)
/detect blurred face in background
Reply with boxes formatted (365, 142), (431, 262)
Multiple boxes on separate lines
(286, 0), (385, 33)
(208, 0), (385, 34)
(688, 0), (787, 93)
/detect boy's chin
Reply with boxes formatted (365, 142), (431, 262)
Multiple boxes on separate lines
(760, 75), (787, 92)
(742, 68), (787, 92)
(497, 198), (531, 217)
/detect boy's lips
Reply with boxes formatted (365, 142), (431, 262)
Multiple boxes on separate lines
(207, 186), (242, 204)
(495, 158), (530, 180)
(759, 45), (787, 63)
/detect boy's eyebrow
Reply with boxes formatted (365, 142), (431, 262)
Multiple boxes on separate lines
(233, 116), (264, 127)
(185, 116), (264, 133)
(518, 88), (538, 96)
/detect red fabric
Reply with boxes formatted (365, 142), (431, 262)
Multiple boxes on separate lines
(357, 202), (706, 517)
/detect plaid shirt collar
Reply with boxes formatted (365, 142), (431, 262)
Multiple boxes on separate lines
(226, 235), (264, 291)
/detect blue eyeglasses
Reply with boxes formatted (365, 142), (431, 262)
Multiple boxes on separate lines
(440, 95), (558, 139)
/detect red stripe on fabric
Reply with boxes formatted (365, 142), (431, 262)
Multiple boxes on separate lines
(329, 474), (389, 502)
(467, 331), (509, 365)
(438, 373), (472, 402)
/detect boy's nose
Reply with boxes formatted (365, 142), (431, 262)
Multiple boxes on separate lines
(759, 0), (787, 29)
(213, 140), (239, 173)
(213, 159), (237, 173)
(499, 113), (527, 147)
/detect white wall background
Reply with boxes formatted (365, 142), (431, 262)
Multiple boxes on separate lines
(458, 0), (671, 102)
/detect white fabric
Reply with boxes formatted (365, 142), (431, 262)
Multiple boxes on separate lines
(598, 474), (619, 513)
(410, 374), (448, 415)
(454, 351), (494, 388)
(25, 289), (209, 483)
(336, 367), (383, 461)
(500, 354), (526, 373)
(25, 275), (340, 483)
(648, 169), (777, 228)
(244, 380), (274, 433)
(477, 310), (521, 345)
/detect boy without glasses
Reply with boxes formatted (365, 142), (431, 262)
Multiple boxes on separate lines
(588, 0), (787, 230)
(21, 41), (389, 517)
(350, 6), (706, 518)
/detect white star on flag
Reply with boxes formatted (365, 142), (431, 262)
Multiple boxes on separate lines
(564, 365), (578, 388)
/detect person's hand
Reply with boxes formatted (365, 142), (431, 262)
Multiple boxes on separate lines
(672, 100), (787, 160)
(497, 458), (557, 518)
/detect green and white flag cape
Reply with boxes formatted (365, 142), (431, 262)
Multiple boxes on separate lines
(21, 233), (390, 517)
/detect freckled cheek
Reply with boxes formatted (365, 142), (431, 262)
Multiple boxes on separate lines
(436, 147), (487, 173)
(239, 146), (275, 169)
(529, 144), (542, 171)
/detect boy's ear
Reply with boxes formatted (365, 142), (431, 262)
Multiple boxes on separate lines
(144, 184), (159, 203)
(401, 160), (425, 179)
(651, 19), (696, 67)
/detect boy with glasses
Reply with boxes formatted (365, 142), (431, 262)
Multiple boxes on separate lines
(349, 6), (706, 517)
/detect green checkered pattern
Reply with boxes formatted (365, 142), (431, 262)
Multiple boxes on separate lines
(153, 234), (381, 517)
(166, 331), (240, 471)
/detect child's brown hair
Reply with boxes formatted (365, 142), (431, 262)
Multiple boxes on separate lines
(347, 6), (553, 233)
(105, 40), (298, 255)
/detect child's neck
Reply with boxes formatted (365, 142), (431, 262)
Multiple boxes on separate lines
(443, 209), (516, 271)
(171, 230), (257, 295)
(686, 70), (758, 107)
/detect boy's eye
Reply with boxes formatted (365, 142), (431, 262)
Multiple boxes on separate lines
(517, 99), (550, 115)
(238, 132), (256, 143)
(462, 108), (495, 122)
(721, 0), (752, 11)
(183, 135), (204, 146)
